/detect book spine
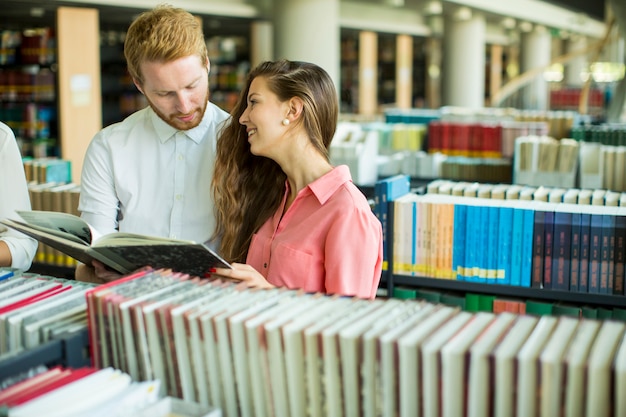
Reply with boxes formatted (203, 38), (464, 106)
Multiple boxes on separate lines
(588, 214), (603, 293)
(569, 212), (581, 292)
(509, 207), (524, 287)
(614, 215), (626, 295)
(599, 214), (615, 294)
(521, 209), (535, 288)
(531, 211), (546, 289)
(552, 211), (572, 291)
(486, 206), (500, 284)
(497, 207), (513, 286)
(452, 204), (467, 281)
(578, 213), (592, 293)
(542, 211), (555, 290)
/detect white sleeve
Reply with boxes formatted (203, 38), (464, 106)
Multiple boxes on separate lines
(0, 124), (38, 270)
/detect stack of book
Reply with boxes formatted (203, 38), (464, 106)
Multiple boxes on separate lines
(84, 267), (626, 417)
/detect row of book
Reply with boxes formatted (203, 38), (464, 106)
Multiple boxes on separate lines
(23, 158), (72, 185)
(26, 182), (81, 267)
(0, 271), (94, 357)
(85, 267), (626, 417)
(571, 123), (626, 146)
(0, 366), (219, 417)
(393, 286), (626, 321)
(579, 142), (626, 192)
(391, 180), (626, 296)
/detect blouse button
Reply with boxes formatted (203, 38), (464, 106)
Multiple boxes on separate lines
(263, 263), (267, 268)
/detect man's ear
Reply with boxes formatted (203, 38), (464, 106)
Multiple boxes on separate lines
(133, 78), (144, 95)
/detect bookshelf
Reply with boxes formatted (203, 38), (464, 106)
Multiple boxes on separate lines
(381, 183), (626, 312)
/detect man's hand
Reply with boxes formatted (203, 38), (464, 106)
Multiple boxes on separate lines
(75, 260), (123, 284)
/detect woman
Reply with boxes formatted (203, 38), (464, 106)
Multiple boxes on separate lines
(211, 60), (382, 299)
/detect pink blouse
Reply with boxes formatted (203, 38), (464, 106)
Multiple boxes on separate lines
(246, 165), (383, 299)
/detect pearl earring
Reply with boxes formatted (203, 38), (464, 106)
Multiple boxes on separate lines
(282, 118), (290, 126)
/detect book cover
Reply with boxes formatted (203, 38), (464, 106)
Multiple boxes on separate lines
(551, 209), (572, 291)
(614, 214), (626, 295)
(542, 210), (555, 290)
(531, 211), (546, 289)
(578, 213), (592, 293)
(599, 212), (616, 294)
(1, 210), (231, 277)
(588, 213), (604, 293)
(569, 211), (582, 292)
(497, 206), (514, 286)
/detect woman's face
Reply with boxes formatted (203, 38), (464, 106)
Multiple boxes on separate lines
(136, 55), (209, 131)
(239, 76), (290, 158)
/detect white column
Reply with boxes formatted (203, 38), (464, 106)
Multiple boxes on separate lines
(250, 21), (273, 68)
(564, 35), (587, 87)
(442, 11), (486, 109)
(273, 0), (340, 91)
(520, 25), (552, 110)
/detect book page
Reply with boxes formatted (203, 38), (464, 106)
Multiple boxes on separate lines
(16, 210), (93, 245)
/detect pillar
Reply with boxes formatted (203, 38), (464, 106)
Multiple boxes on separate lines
(520, 25), (552, 110)
(564, 35), (587, 87)
(272, 0), (340, 91)
(358, 31), (378, 116)
(442, 11), (486, 109)
(250, 21), (273, 68)
(396, 34), (413, 109)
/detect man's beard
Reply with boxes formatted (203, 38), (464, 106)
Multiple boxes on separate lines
(146, 90), (209, 131)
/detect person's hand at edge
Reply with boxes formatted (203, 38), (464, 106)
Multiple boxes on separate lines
(75, 260), (123, 284)
(210, 263), (275, 290)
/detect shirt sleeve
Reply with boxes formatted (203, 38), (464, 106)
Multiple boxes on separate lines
(0, 127), (38, 270)
(78, 131), (120, 237)
(323, 205), (383, 299)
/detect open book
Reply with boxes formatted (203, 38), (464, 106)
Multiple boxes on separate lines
(1, 210), (231, 277)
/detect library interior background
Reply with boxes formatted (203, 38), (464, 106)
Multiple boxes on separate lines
(2, 0), (626, 416)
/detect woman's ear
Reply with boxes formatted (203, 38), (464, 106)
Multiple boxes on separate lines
(289, 97), (304, 120)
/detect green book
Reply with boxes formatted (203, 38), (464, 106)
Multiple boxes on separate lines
(464, 293), (481, 312)
(525, 300), (554, 316)
(441, 293), (466, 310)
(478, 294), (496, 312)
(597, 308), (613, 320)
(552, 303), (581, 318)
(415, 288), (442, 303)
(581, 306), (598, 319)
(393, 286), (418, 300)
(612, 308), (626, 322)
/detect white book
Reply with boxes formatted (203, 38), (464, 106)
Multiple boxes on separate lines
(304, 298), (369, 417)
(492, 313), (538, 416)
(563, 319), (601, 417)
(441, 312), (496, 417)
(614, 332), (626, 417)
(246, 294), (340, 417)
(171, 285), (226, 402)
(421, 311), (474, 417)
(214, 288), (277, 417)
(539, 316), (580, 417)
(585, 320), (626, 417)
(516, 315), (559, 417)
(265, 294), (343, 417)
(467, 312), (518, 417)
(229, 290), (303, 417)
(22, 303), (87, 349)
(379, 302), (437, 417)
(320, 300), (386, 417)
(336, 298), (408, 417)
(118, 274), (190, 381)
(397, 305), (459, 417)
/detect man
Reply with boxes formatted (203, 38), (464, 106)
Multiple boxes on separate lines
(76, 5), (229, 283)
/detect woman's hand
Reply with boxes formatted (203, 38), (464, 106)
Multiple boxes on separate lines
(211, 262), (275, 290)
(75, 260), (123, 284)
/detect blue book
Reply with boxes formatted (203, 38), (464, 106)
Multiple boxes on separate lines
(376, 175), (411, 272)
(452, 203), (467, 281)
(0, 269), (14, 281)
(551, 210), (572, 291)
(465, 204), (481, 283)
(497, 206), (513, 286)
(520, 208), (535, 288)
(509, 207), (524, 287)
(486, 205), (500, 284)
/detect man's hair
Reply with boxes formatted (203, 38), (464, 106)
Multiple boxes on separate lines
(124, 4), (208, 85)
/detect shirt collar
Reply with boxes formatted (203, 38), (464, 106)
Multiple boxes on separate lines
(306, 165), (353, 205)
(149, 102), (213, 145)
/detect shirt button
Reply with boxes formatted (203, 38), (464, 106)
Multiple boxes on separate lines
(178, 154), (184, 161)
(176, 194), (182, 200)
(263, 263), (267, 268)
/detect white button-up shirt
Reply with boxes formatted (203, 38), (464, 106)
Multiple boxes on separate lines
(78, 102), (229, 244)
